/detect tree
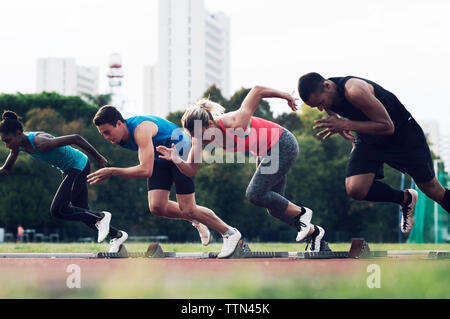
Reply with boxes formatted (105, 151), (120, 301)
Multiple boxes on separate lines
(166, 111), (184, 127)
(81, 93), (112, 108)
(227, 88), (275, 121)
(202, 84), (228, 107)
(274, 112), (303, 133)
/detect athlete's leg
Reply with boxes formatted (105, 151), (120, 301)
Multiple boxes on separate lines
(49, 169), (101, 226)
(147, 189), (191, 219)
(176, 193), (230, 234)
(415, 177), (450, 213)
(245, 130), (303, 221)
(71, 164), (122, 238)
(245, 129), (315, 241)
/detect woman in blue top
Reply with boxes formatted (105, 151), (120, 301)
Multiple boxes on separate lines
(0, 110), (127, 252)
(89, 105), (241, 258)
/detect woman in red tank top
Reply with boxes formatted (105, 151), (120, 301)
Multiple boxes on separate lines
(157, 86), (328, 252)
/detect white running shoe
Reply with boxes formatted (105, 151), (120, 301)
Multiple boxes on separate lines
(192, 222), (210, 246)
(295, 207), (313, 242)
(400, 189), (418, 234)
(95, 211), (111, 243)
(109, 231), (128, 253)
(217, 228), (242, 258)
(308, 226), (325, 252)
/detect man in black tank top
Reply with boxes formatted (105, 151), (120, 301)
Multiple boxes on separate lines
(297, 72), (450, 234)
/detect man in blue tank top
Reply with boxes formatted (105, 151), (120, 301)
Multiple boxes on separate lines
(89, 106), (241, 258)
(298, 72), (450, 236)
(0, 110), (127, 252)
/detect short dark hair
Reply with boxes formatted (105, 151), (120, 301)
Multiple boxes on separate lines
(93, 105), (125, 126)
(298, 72), (326, 102)
(0, 110), (24, 134)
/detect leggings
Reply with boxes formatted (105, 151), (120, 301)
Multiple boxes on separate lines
(245, 128), (299, 228)
(49, 161), (120, 238)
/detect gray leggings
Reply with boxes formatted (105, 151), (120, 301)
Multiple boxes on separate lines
(245, 128), (299, 228)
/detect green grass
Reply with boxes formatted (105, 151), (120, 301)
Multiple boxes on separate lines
(1, 242), (449, 253)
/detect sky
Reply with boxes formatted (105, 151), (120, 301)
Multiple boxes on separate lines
(1, 0), (449, 133)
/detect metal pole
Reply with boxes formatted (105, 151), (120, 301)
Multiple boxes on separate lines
(398, 173), (405, 244)
(434, 160), (439, 244)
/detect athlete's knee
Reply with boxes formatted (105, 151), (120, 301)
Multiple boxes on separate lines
(245, 186), (264, 206)
(346, 185), (368, 201)
(149, 203), (167, 217)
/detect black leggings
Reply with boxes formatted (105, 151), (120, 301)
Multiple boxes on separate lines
(49, 162), (120, 238)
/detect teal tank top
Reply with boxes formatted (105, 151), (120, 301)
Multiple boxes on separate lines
(20, 132), (88, 173)
(118, 116), (191, 163)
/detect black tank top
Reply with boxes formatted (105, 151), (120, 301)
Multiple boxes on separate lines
(328, 76), (412, 147)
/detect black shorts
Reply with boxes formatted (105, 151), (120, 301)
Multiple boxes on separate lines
(147, 160), (195, 194)
(346, 118), (435, 183)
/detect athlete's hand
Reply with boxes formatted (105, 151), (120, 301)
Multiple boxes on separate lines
(156, 144), (181, 163)
(284, 91), (299, 112)
(313, 115), (347, 140)
(87, 168), (114, 185)
(339, 130), (356, 142)
(96, 155), (108, 169)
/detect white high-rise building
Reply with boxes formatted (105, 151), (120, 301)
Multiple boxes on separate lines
(418, 120), (450, 173)
(419, 120), (440, 156)
(143, 0), (230, 117)
(36, 58), (99, 96)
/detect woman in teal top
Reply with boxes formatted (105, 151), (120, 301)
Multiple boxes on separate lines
(0, 110), (127, 252)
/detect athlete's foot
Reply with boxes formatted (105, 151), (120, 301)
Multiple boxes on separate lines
(295, 207), (313, 242)
(192, 222), (211, 246)
(217, 228), (242, 258)
(401, 189), (418, 234)
(305, 225), (325, 252)
(109, 231), (128, 253)
(95, 211), (111, 243)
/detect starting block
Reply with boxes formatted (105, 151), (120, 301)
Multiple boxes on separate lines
(143, 240), (289, 259)
(96, 245), (130, 258)
(428, 251), (450, 259)
(95, 238), (387, 260)
(297, 238), (385, 259)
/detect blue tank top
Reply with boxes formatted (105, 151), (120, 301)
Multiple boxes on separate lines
(119, 116), (191, 162)
(20, 132), (88, 173)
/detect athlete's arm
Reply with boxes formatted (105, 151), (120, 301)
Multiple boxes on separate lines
(314, 79), (395, 137)
(0, 148), (20, 176)
(87, 121), (156, 184)
(156, 137), (201, 178)
(220, 86), (298, 130)
(34, 133), (107, 167)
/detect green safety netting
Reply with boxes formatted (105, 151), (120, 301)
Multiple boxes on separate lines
(408, 170), (450, 243)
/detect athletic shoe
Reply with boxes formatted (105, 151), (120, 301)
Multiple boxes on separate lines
(305, 226), (325, 252)
(295, 207), (313, 242)
(217, 228), (242, 258)
(95, 211), (111, 243)
(192, 222), (210, 246)
(109, 231), (128, 253)
(400, 189), (418, 234)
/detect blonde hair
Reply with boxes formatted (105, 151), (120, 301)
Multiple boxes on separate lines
(181, 98), (226, 134)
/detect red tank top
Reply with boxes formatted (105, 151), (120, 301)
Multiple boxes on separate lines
(216, 117), (283, 156)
